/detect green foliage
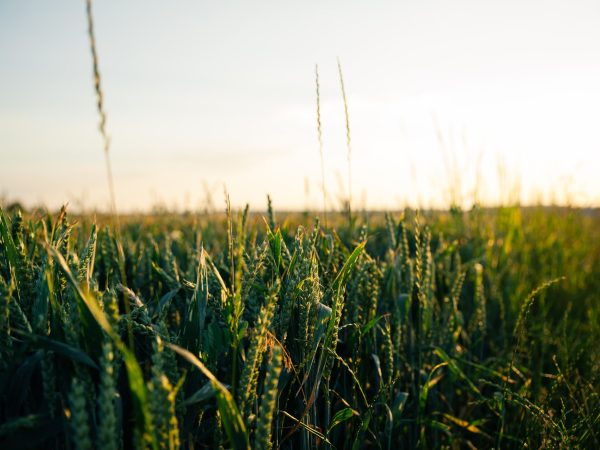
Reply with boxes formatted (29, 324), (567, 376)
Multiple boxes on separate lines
(0, 206), (599, 449)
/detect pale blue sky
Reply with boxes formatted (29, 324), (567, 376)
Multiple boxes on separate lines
(1, 0), (599, 211)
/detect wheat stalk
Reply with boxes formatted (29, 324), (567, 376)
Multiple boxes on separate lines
(86, 0), (118, 225)
(315, 64), (327, 226)
(337, 58), (352, 221)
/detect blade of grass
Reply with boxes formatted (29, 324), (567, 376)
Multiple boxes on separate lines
(167, 343), (250, 450)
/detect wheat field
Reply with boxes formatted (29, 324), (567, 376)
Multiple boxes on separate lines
(0, 204), (599, 449)
(2, 1), (600, 448)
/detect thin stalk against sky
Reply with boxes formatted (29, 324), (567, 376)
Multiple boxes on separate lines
(337, 58), (352, 220)
(86, 0), (118, 224)
(315, 64), (327, 226)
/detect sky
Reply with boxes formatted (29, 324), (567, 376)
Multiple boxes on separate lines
(1, 0), (599, 212)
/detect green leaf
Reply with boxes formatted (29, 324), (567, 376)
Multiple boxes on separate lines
(180, 381), (216, 408)
(267, 228), (283, 271)
(14, 331), (99, 370)
(328, 407), (358, 433)
(352, 410), (372, 450)
(156, 287), (180, 316)
(360, 315), (386, 337)
(168, 343), (250, 450)
(392, 392), (409, 419)
(419, 362), (447, 413)
(332, 241), (366, 293)
(433, 347), (481, 397)
(323, 241), (366, 353)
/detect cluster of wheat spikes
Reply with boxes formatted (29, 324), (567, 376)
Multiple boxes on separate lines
(0, 204), (599, 449)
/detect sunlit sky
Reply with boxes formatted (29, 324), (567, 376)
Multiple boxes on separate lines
(1, 0), (599, 211)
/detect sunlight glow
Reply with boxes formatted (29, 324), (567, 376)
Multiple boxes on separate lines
(1, 0), (599, 211)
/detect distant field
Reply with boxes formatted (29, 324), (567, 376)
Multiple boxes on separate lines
(1, 205), (599, 449)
